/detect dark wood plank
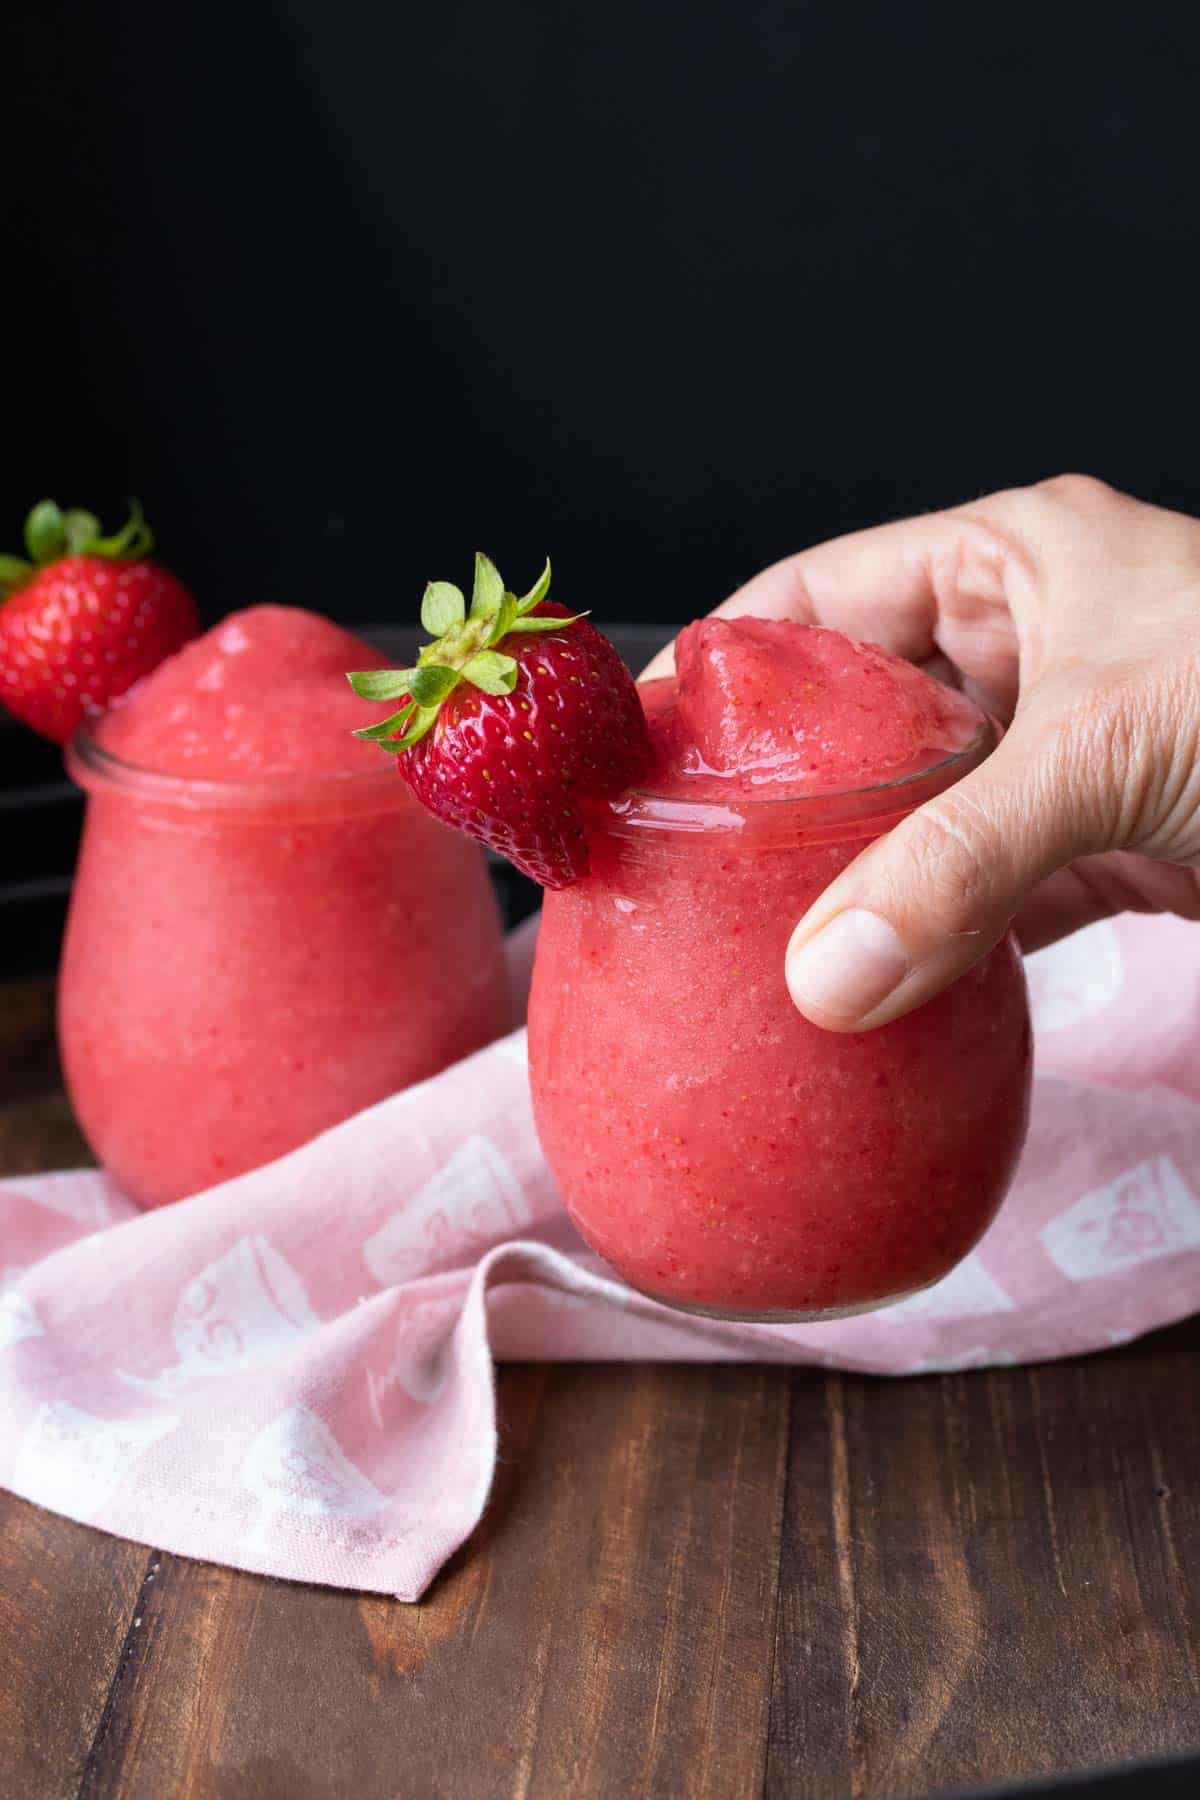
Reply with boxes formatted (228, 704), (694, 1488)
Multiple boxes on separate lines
(0, 975), (58, 1098)
(769, 1322), (1200, 1800)
(0, 1494), (151, 1800)
(0, 973), (90, 1174)
(0, 1087), (91, 1178)
(0, 979), (141, 1800)
(71, 1362), (790, 1800)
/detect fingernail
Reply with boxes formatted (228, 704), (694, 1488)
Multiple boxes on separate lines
(786, 909), (910, 1022)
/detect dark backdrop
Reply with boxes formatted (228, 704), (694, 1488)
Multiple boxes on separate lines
(3, 1), (1199, 629)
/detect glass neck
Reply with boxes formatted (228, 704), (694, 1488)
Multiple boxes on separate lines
(66, 730), (411, 825)
(596, 720), (998, 852)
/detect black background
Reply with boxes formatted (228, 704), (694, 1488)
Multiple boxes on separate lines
(3, 1), (1199, 633)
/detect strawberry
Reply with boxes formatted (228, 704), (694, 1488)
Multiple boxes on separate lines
(0, 499), (200, 743)
(348, 554), (651, 887)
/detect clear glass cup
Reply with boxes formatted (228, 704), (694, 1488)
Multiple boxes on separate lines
(529, 723), (1032, 1321)
(60, 732), (511, 1207)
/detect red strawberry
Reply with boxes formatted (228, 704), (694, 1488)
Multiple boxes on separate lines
(0, 499), (200, 743)
(348, 554), (650, 887)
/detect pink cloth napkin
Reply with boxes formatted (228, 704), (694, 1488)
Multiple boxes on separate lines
(3, 913), (1200, 1600)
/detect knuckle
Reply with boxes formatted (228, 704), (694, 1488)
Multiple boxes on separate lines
(955, 475), (1126, 560)
(927, 513), (1037, 642)
(929, 515), (1015, 595)
(1034, 471), (1117, 510)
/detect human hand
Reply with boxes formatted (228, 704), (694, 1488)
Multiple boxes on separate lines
(642, 476), (1200, 1031)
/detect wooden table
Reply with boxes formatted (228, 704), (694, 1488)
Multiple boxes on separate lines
(2, 976), (1198, 1800)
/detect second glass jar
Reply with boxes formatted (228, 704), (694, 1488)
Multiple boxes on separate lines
(529, 736), (1032, 1321)
(60, 735), (512, 1208)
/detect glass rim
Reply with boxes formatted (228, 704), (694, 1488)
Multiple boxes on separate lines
(66, 713), (997, 835)
(66, 726), (408, 819)
(602, 719), (997, 841)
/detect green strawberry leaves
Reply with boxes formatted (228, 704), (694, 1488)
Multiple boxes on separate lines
(87, 500), (154, 561)
(506, 610), (584, 636)
(347, 551), (586, 755)
(469, 552), (504, 620)
(30, 499), (153, 563)
(462, 650), (518, 694)
(353, 703), (415, 742)
(421, 581), (465, 637)
(407, 663), (459, 705)
(2, 500), (154, 600)
(25, 501), (71, 563)
(347, 667), (418, 701)
(516, 558), (552, 613)
(486, 588), (518, 647)
(0, 555), (32, 600)
(388, 703), (443, 750)
(63, 509), (102, 554)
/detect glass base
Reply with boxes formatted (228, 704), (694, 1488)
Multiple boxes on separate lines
(625, 1278), (937, 1325)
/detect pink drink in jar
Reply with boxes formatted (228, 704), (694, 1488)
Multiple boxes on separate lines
(529, 618), (1031, 1319)
(60, 606), (510, 1206)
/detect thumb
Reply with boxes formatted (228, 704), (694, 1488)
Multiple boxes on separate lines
(784, 720), (1086, 1030)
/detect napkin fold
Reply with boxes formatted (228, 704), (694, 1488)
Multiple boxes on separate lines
(3, 914), (1200, 1599)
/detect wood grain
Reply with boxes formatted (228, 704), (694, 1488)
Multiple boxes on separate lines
(0, 974), (89, 1175)
(0, 976), (59, 1101)
(0, 977), (125, 1800)
(769, 1331), (1200, 1800)
(1, 973), (1199, 1800)
(67, 1363), (791, 1800)
(0, 1496), (150, 1800)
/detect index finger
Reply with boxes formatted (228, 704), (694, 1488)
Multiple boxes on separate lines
(638, 505), (1019, 711)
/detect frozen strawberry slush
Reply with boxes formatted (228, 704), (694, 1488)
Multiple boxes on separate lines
(95, 604), (405, 778)
(658, 615), (984, 794)
(60, 606), (510, 1207)
(529, 617), (1031, 1318)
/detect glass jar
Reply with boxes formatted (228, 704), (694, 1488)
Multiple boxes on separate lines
(60, 733), (511, 1207)
(529, 725), (1032, 1321)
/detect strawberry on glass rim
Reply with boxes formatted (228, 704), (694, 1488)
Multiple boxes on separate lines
(348, 554), (650, 887)
(0, 498), (199, 743)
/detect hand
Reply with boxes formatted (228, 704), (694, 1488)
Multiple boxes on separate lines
(643, 476), (1200, 1031)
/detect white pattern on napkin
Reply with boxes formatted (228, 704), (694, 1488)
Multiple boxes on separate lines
(0, 1273), (42, 1354)
(1042, 1155), (1200, 1279)
(15, 1402), (177, 1522)
(239, 1404), (388, 1554)
(1026, 918), (1124, 1033)
(117, 1235), (321, 1398)
(363, 1136), (531, 1284)
(880, 1253), (1015, 1323)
